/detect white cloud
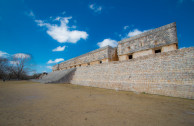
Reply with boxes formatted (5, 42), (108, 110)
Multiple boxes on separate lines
(47, 58), (64, 64)
(124, 26), (129, 30)
(35, 17), (88, 43)
(10, 61), (20, 65)
(46, 66), (53, 69)
(13, 53), (31, 58)
(52, 46), (66, 52)
(0, 51), (8, 57)
(35, 20), (49, 27)
(97, 39), (118, 48)
(89, 4), (102, 13)
(127, 29), (151, 37)
(54, 16), (65, 21)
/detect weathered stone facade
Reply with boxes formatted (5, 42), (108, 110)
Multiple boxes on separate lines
(49, 22), (194, 99)
(52, 46), (117, 71)
(118, 22), (178, 61)
(71, 48), (194, 99)
(53, 22), (178, 71)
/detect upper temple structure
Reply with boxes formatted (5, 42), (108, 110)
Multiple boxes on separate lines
(117, 22), (178, 60)
(53, 22), (178, 71)
(36, 22), (193, 99)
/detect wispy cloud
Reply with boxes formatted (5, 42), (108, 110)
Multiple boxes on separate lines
(97, 39), (117, 48)
(89, 4), (102, 13)
(0, 51), (31, 63)
(0, 51), (9, 57)
(52, 46), (66, 52)
(46, 66), (53, 69)
(127, 29), (151, 37)
(26, 10), (35, 19)
(9, 53), (31, 65)
(123, 26), (129, 30)
(13, 53), (31, 58)
(10, 61), (20, 65)
(35, 16), (88, 43)
(47, 58), (64, 64)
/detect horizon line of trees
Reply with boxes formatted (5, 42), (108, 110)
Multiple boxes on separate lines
(0, 54), (41, 80)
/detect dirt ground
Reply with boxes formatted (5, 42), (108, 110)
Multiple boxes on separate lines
(0, 81), (194, 126)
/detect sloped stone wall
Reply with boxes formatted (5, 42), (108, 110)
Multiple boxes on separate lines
(71, 47), (194, 99)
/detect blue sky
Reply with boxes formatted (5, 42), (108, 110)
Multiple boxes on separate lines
(0, 0), (194, 73)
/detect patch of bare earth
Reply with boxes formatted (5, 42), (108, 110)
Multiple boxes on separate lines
(0, 81), (194, 126)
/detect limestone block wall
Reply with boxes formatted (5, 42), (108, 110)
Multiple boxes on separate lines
(133, 49), (154, 59)
(118, 22), (178, 60)
(52, 64), (59, 72)
(52, 46), (116, 71)
(71, 47), (194, 99)
(162, 44), (177, 52)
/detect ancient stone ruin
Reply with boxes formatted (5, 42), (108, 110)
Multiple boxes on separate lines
(38, 22), (194, 99)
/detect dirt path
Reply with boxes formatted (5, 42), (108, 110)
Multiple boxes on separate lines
(0, 81), (194, 126)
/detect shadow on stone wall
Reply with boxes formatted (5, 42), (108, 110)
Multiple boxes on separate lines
(52, 68), (77, 83)
(32, 68), (77, 84)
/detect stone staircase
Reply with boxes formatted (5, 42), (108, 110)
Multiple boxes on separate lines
(32, 68), (76, 84)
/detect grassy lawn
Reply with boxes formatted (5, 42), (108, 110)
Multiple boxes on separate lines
(0, 80), (194, 126)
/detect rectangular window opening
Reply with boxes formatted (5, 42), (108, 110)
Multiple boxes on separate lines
(128, 55), (133, 59)
(155, 49), (161, 54)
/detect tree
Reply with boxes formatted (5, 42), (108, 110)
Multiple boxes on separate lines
(9, 53), (32, 80)
(0, 58), (9, 79)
